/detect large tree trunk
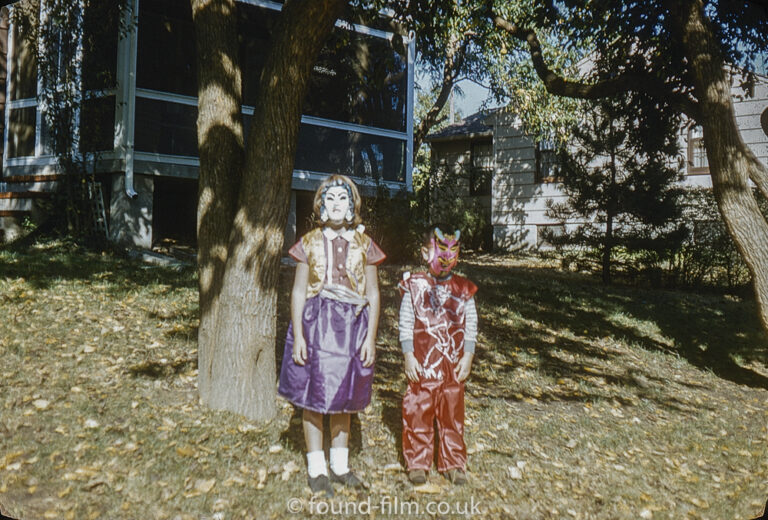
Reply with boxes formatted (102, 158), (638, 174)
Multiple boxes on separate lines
(193, 0), (345, 421)
(677, 0), (768, 331)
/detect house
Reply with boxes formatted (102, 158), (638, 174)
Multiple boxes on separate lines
(0, 0), (414, 246)
(427, 75), (768, 252)
(423, 110), (495, 250)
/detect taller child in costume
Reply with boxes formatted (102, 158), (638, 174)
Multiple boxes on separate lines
(278, 175), (385, 496)
(399, 226), (478, 486)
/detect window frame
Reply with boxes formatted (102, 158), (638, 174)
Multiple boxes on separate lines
(469, 139), (493, 196)
(686, 125), (709, 175)
(534, 139), (560, 184)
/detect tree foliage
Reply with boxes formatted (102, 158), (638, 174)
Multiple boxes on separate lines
(546, 91), (686, 284)
(11, 0), (124, 241)
(483, 0), (768, 334)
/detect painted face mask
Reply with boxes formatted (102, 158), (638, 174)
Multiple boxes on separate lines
(320, 180), (354, 224)
(427, 228), (461, 276)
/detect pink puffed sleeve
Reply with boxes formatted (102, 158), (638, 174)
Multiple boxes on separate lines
(288, 240), (308, 264)
(367, 239), (386, 265)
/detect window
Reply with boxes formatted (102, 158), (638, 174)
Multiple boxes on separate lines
(135, 98), (198, 156)
(291, 123), (406, 182)
(469, 141), (492, 195)
(82, 0), (119, 91)
(687, 125), (709, 174)
(303, 28), (408, 132)
(7, 107), (36, 158)
(238, 3), (408, 132)
(9, 21), (37, 100)
(80, 96), (116, 152)
(535, 140), (559, 183)
(137, 0), (197, 97)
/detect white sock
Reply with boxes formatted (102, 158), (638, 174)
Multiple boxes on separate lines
(330, 447), (349, 475)
(306, 450), (328, 478)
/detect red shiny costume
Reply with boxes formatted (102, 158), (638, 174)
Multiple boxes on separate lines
(400, 272), (478, 472)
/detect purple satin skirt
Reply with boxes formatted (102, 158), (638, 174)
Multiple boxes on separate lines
(278, 294), (373, 414)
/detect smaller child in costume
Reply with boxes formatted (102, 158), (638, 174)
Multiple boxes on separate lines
(399, 225), (478, 486)
(278, 175), (385, 497)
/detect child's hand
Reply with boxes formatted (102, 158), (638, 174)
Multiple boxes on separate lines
(293, 335), (307, 366)
(404, 352), (423, 382)
(360, 338), (376, 368)
(454, 352), (474, 382)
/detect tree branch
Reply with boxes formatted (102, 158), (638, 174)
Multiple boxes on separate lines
(413, 33), (471, 159)
(750, 159), (768, 202)
(491, 13), (702, 120)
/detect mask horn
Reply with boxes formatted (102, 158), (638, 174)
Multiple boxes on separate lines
(434, 227), (445, 241)
(454, 230), (460, 240)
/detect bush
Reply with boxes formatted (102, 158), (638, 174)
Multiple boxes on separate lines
(362, 183), (422, 264)
(667, 188), (754, 289)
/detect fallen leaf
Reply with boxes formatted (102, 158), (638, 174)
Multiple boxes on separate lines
(83, 477), (109, 491)
(84, 419), (100, 429)
(281, 461), (300, 481)
(176, 446), (195, 457)
(414, 482), (443, 494)
(194, 478), (216, 494)
(255, 468), (268, 489)
(32, 399), (50, 411)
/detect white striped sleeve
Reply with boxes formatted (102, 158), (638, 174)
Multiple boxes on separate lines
(399, 291), (415, 353)
(464, 297), (478, 353)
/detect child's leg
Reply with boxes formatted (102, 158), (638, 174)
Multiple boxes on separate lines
(303, 409), (327, 477)
(435, 379), (466, 472)
(329, 413), (350, 475)
(402, 380), (437, 470)
(303, 409), (324, 451)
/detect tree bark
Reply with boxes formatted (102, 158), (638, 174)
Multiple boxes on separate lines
(674, 0), (768, 332)
(193, 0), (345, 421)
(191, 0), (244, 407)
(603, 132), (618, 286)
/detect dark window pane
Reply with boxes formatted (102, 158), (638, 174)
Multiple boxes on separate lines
(7, 107), (36, 157)
(294, 123), (406, 182)
(470, 141), (493, 195)
(238, 4), (407, 132)
(304, 30), (407, 132)
(82, 1), (119, 91)
(80, 96), (115, 152)
(137, 0), (197, 97)
(10, 20), (37, 100)
(135, 97), (197, 156)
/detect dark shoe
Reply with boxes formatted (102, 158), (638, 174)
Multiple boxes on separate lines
(408, 469), (427, 485)
(308, 474), (334, 497)
(444, 468), (466, 485)
(330, 469), (363, 488)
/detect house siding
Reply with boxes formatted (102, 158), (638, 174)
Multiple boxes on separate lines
(492, 75), (768, 251)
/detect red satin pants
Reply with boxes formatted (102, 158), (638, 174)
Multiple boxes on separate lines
(402, 377), (466, 472)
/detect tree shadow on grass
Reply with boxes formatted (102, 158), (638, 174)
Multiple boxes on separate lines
(0, 238), (196, 293)
(463, 259), (768, 400)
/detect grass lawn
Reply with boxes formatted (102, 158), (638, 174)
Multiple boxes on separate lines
(0, 238), (766, 520)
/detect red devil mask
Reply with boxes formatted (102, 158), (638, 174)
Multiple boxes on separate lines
(425, 228), (460, 276)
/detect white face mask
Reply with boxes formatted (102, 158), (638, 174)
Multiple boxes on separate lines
(323, 186), (351, 224)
